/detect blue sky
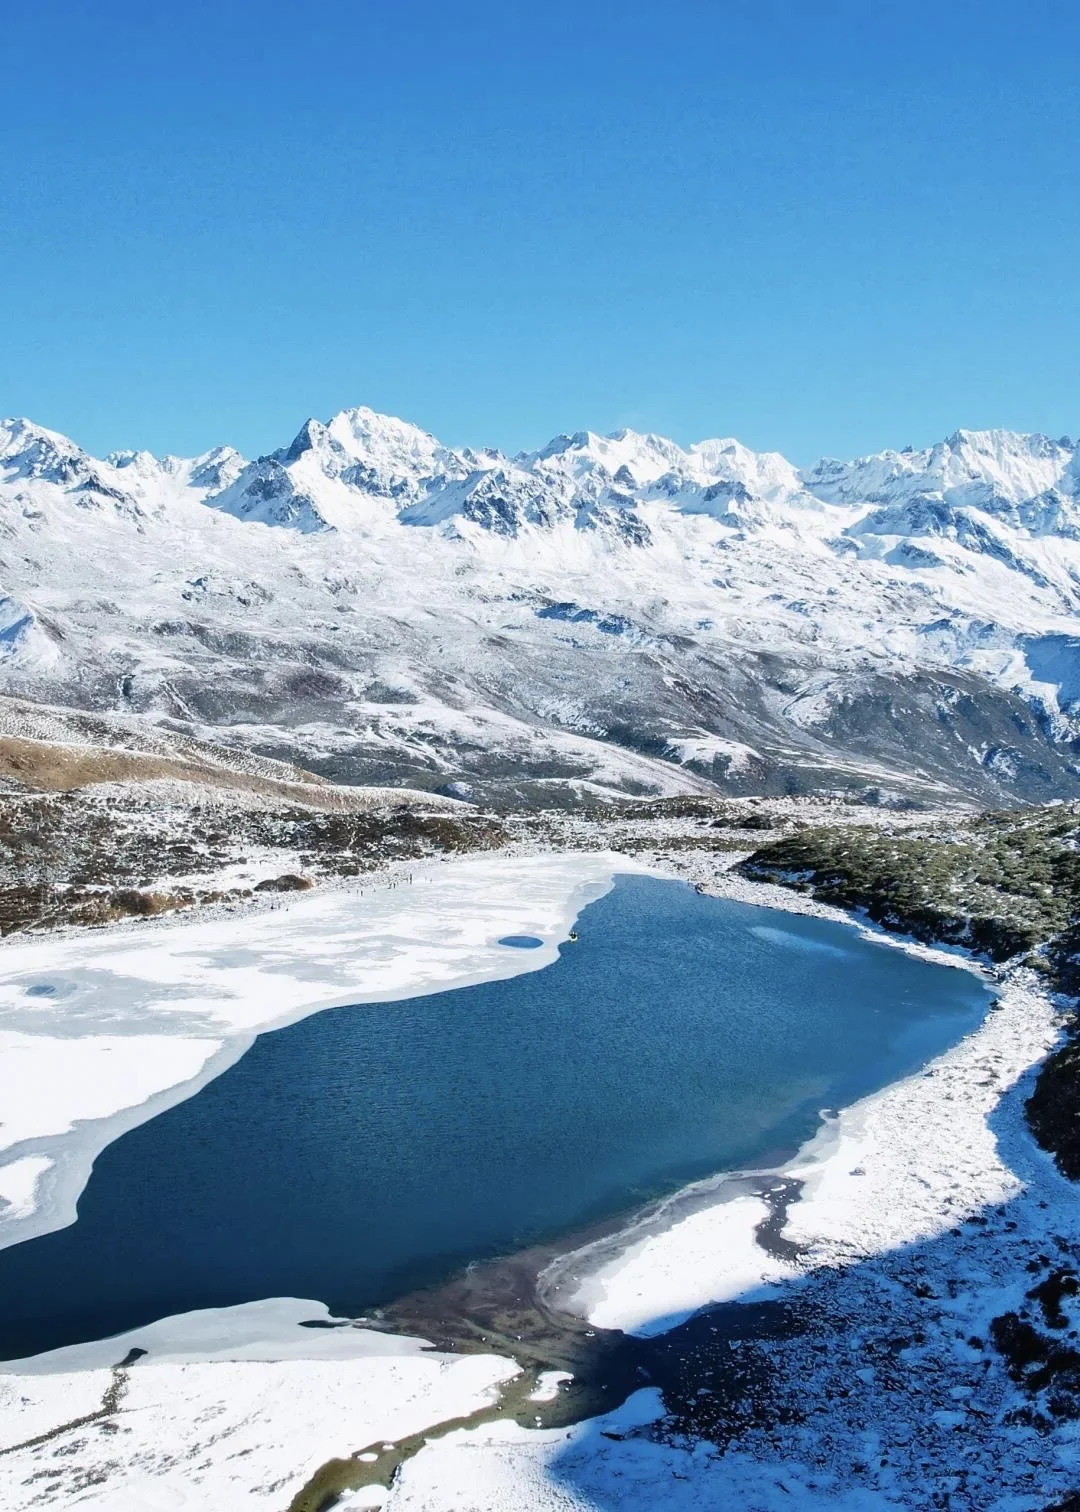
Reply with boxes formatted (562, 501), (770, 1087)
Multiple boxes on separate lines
(2, 0), (1077, 462)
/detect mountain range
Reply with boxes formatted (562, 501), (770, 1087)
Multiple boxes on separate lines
(2, 407), (1079, 806)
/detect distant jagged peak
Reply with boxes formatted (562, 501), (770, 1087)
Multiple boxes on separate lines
(293, 405), (454, 467)
(107, 446), (173, 474)
(685, 435), (750, 467)
(101, 444), (249, 511)
(106, 443), (239, 472)
(0, 416), (90, 477)
(527, 428), (595, 461)
(191, 441), (248, 471)
(526, 427), (687, 484)
(187, 445), (248, 492)
(276, 416), (329, 465)
(0, 416), (145, 516)
(523, 425), (813, 513)
(923, 428), (1076, 493)
(938, 426), (1073, 460)
(0, 416), (75, 450)
(325, 404), (446, 460)
(0, 420), (248, 515)
(273, 405), (477, 502)
(687, 436), (804, 501)
(803, 426), (1079, 510)
(206, 456), (330, 534)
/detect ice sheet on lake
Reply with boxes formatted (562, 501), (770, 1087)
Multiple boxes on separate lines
(0, 852), (631, 1247)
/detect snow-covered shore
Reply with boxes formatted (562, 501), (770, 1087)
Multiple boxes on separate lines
(0, 851), (633, 1249)
(0, 1301), (521, 1512)
(553, 969), (1057, 1336)
(381, 983), (1080, 1512)
(536, 841), (1060, 1335)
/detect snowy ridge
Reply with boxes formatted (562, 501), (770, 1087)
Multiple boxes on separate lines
(2, 409), (1080, 803)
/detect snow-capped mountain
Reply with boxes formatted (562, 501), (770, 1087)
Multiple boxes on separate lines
(2, 406), (1079, 805)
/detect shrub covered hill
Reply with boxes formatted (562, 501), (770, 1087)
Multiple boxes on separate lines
(739, 803), (1080, 1178)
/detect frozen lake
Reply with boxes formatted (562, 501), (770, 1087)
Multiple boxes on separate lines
(0, 875), (991, 1358)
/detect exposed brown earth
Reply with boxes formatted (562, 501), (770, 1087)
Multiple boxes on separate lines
(0, 732), (461, 814)
(0, 701), (497, 936)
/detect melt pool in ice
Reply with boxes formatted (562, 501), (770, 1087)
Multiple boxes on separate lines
(0, 875), (992, 1358)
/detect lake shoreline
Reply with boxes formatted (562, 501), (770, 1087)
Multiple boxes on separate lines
(0, 843), (1070, 1510)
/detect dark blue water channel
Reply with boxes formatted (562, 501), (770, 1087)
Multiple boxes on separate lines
(0, 876), (992, 1358)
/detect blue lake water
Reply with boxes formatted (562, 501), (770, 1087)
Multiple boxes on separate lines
(0, 876), (992, 1359)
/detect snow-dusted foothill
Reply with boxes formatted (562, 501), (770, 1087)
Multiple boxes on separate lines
(2, 410), (1080, 804)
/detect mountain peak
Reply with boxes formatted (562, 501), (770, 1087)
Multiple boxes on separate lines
(940, 426), (1069, 456)
(0, 416), (120, 498)
(527, 427), (687, 485)
(802, 426), (1078, 512)
(325, 406), (447, 463)
(272, 406), (468, 495)
(0, 416), (82, 466)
